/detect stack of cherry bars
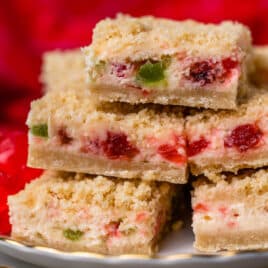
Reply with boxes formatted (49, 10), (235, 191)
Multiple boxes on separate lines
(7, 14), (268, 254)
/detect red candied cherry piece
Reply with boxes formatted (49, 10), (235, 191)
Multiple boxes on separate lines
(135, 212), (148, 223)
(188, 60), (216, 86)
(224, 123), (263, 152)
(81, 131), (139, 160)
(81, 138), (102, 155)
(193, 203), (209, 213)
(126, 84), (150, 96)
(57, 128), (73, 145)
(218, 206), (228, 217)
(158, 144), (186, 164)
(142, 89), (150, 96)
(186, 57), (238, 86)
(222, 58), (238, 70)
(105, 221), (121, 238)
(111, 63), (130, 78)
(102, 131), (139, 160)
(227, 221), (237, 228)
(187, 137), (209, 157)
(221, 57), (238, 79)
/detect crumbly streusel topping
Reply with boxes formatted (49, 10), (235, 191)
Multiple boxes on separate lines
(27, 88), (184, 129)
(186, 88), (268, 128)
(13, 171), (175, 210)
(193, 168), (268, 201)
(84, 14), (252, 62)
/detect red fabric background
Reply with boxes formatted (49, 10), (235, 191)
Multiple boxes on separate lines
(0, 0), (268, 234)
(1, 0), (268, 128)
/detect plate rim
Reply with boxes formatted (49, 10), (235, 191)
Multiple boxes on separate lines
(1, 235), (268, 265)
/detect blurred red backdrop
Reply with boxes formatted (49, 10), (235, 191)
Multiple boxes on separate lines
(1, 0), (268, 128)
(0, 0), (268, 235)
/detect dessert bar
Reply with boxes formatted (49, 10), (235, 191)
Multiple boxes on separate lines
(8, 171), (177, 255)
(251, 46), (268, 88)
(40, 49), (86, 92)
(192, 168), (268, 252)
(26, 88), (187, 183)
(84, 14), (252, 109)
(186, 89), (268, 175)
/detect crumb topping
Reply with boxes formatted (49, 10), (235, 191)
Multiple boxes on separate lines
(84, 14), (252, 62)
(11, 171), (175, 211)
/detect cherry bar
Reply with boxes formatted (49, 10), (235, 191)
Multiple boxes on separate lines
(84, 14), (252, 110)
(26, 88), (187, 184)
(186, 89), (268, 175)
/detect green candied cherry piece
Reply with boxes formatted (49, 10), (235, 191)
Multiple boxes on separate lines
(63, 229), (84, 241)
(136, 60), (165, 84)
(30, 124), (48, 138)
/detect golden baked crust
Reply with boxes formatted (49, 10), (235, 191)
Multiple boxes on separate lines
(27, 145), (188, 183)
(89, 82), (241, 109)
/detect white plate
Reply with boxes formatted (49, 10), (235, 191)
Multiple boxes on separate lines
(1, 226), (268, 268)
